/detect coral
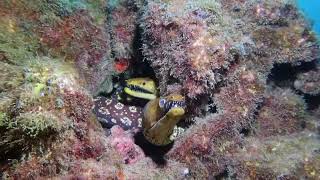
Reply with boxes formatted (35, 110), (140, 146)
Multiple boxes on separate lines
(39, 10), (112, 93)
(1, 0), (112, 94)
(70, 128), (105, 159)
(0, 15), (39, 65)
(141, 0), (230, 98)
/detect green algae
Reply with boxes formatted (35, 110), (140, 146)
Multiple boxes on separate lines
(0, 17), (39, 65)
(187, 0), (221, 11)
(0, 111), (71, 141)
(33, 83), (46, 96)
(0, 62), (24, 93)
(12, 112), (68, 138)
(0, 112), (8, 127)
(86, 0), (107, 25)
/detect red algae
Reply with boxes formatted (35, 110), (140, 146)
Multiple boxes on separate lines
(114, 58), (130, 73)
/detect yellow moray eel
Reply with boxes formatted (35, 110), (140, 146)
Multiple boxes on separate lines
(124, 77), (158, 100)
(143, 94), (186, 146)
(93, 78), (186, 145)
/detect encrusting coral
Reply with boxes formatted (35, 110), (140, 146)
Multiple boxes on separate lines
(0, 0), (320, 179)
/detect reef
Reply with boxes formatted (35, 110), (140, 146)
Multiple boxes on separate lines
(0, 0), (319, 179)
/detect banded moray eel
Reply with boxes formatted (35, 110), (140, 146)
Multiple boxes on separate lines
(93, 78), (186, 145)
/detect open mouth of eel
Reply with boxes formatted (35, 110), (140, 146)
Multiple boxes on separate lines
(162, 100), (186, 114)
(126, 84), (155, 95)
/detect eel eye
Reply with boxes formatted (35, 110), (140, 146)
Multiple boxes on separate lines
(159, 99), (166, 108)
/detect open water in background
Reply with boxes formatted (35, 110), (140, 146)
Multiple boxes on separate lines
(297, 0), (320, 37)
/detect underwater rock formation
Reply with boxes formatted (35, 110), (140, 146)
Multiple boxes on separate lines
(0, 0), (320, 179)
(141, 0), (319, 100)
(255, 88), (307, 137)
(294, 68), (320, 95)
(108, 0), (138, 63)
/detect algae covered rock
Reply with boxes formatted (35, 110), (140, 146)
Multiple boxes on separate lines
(140, 0), (319, 100)
(0, 0), (320, 179)
(294, 69), (320, 95)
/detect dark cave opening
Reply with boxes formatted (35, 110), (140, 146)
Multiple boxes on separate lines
(267, 60), (317, 88)
(134, 132), (173, 166)
(267, 60), (320, 110)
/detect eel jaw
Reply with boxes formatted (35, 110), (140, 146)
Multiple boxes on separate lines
(124, 87), (157, 100)
(166, 106), (185, 117)
(162, 100), (186, 114)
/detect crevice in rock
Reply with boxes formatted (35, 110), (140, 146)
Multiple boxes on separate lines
(239, 128), (251, 137)
(134, 132), (173, 166)
(212, 169), (229, 180)
(131, 24), (157, 79)
(267, 60), (319, 110)
(267, 60), (317, 88)
(304, 93), (320, 110)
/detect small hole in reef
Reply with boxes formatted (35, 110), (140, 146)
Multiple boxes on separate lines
(213, 169), (229, 180)
(300, 121), (306, 129)
(304, 94), (320, 110)
(208, 103), (217, 114)
(239, 128), (251, 137)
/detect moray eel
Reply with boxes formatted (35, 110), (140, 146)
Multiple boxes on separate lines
(93, 96), (144, 130)
(143, 93), (186, 146)
(93, 78), (186, 145)
(124, 77), (157, 100)
(93, 78), (157, 130)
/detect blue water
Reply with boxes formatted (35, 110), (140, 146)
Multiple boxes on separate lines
(297, 0), (320, 37)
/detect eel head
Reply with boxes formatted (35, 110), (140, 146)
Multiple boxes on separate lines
(142, 93), (186, 146)
(124, 78), (157, 100)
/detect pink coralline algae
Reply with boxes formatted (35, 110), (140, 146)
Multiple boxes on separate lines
(110, 126), (145, 164)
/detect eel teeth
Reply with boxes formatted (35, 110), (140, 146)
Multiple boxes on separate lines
(127, 84), (153, 94)
(165, 101), (186, 112)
